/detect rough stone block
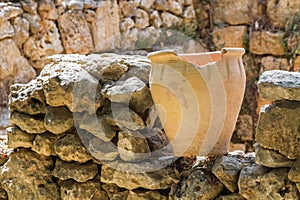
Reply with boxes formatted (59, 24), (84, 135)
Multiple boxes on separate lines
(250, 31), (285, 56)
(256, 101), (300, 159)
(10, 112), (46, 134)
(32, 132), (57, 156)
(7, 126), (35, 149)
(260, 56), (290, 74)
(213, 26), (247, 50)
(214, 0), (262, 25)
(257, 70), (300, 101)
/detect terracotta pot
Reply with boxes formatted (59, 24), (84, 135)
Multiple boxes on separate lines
(148, 48), (246, 157)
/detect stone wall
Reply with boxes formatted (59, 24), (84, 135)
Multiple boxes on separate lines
(1, 54), (300, 199)
(0, 0), (300, 155)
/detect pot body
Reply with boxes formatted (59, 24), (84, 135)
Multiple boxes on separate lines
(148, 48), (246, 157)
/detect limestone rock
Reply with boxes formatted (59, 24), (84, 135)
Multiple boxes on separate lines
(106, 106), (145, 130)
(32, 132), (57, 156)
(22, 13), (41, 34)
(54, 133), (93, 163)
(92, 0), (120, 52)
(162, 12), (182, 28)
(257, 70), (300, 101)
(52, 159), (98, 182)
(23, 20), (64, 69)
(62, 0), (84, 10)
(119, 60), (151, 84)
(120, 17), (135, 32)
(38, 0), (58, 20)
(84, 53), (128, 81)
(127, 190), (168, 200)
(0, 38), (36, 84)
(288, 159), (300, 183)
(58, 10), (93, 54)
(140, 0), (155, 11)
(0, 188), (7, 200)
(172, 169), (224, 200)
(0, 19), (14, 40)
(12, 17), (30, 49)
(10, 112), (46, 134)
(60, 179), (109, 200)
(9, 79), (46, 115)
(235, 115), (253, 142)
(136, 26), (161, 50)
(40, 61), (103, 114)
(256, 101), (300, 159)
(101, 163), (179, 190)
(0, 4), (23, 21)
(119, 1), (138, 17)
(183, 5), (196, 21)
(102, 183), (129, 200)
(44, 106), (74, 134)
(120, 28), (139, 50)
(79, 113), (116, 142)
(295, 56), (300, 72)
(168, 0), (183, 15)
(154, 0), (169, 11)
(118, 129), (151, 162)
(213, 26), (247, 50)
(212, 154), (254, 192)
(214, 0), (262, 25)
(106, 77), (152, 114)
(0, 149), (60, 200)
(20, 0), (38, 14)
(135, 8), (149, 29)
(150, 10), (163, 28)
(7, 126), (35, 149)
(260, 56), (290, 74)
(88, 137), (119, 161)
(216, 193), (245, 200)
(254, 143), (294, 168)
(249, 31), (285, 56)
(267, 0), (300, 28)
(239, 164), (299, 199)
(144, 127), (168, 152)
(84, 9), (96, 22)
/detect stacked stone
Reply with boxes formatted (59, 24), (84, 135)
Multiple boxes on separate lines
(0, 53), (179, 199)
(254, 70), (300, 196)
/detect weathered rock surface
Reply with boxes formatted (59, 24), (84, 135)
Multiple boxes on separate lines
(40, 61), (103, 114)
(10, 112), (46, 134)
(106, 77), (152, 114)
(260, 56), (290, 74)
(38, 0), (58, 20)
(235, 115), (253, 142)
(216, 193), (245, 200)
(0, 188), (8, 200)
(92, 0), (120, 51)
(101, 163), (179, 190)
(119, 60), (151, 84)
(288, 159), (300, 185)
(22, 13), (41, 34)
(118, 129), (151, 162)
(267, 0), (300, 28)
(58, 10), (93, 54)
(258, 70), (300, 101)
(135, 8), (149, 29)
(88, 137), (119, 161)
(0, 3), (23, 21)
(214, 0), (262, 25)
(7, 126), (35, 149)
(78, 113), (116, 142)
(0, 18), (14, 40)
(12, 16), (30, 49)
(127, 190), (168, 200)
(136, 26), (161, 50)
(0, 38), (35, 84)
(119, 1), (138, 17)
(102, 183), (129, 200)
(52, 159), (98, 182)
(120, 17), (135, 32)
(239, 164), (299, 199)
(60, 179), (109, 200)
(213, 26), (247, 50)
(32, 132), (57, 156)
(54, 133), (92, 163)
(212, 154), (254, 192)
(256, 101), (300, 159)
(172, 168), (224, 200)
(9, 79), (46, 115)
(254, 143), (295, 168)
(0, 149), (60, 200)
(250, 31), (285, 56)
(161, 12), (182, 28)
(20, 0), (38, 14)
(44, 106), (74, 134)
(23, 20), (64, 69)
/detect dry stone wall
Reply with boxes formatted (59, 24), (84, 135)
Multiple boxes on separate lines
(1, 54), (300, 199)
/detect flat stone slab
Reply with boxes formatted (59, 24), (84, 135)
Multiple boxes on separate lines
(258, 70), (300, 101)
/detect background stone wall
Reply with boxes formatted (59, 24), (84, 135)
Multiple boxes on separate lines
(0, 0), (300, 152)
